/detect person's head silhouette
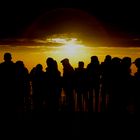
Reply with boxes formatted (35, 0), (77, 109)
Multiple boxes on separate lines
(4, 53), (12, 62)
(105, 55), (112, 62)
(78, 61), (84, 69)
(61, 58), (69, 64)
(134, 58), (140, 69)
(61, 58), (70, 67)
(16, 61), (24, 67)
(36, 64), (43, 71)
(46, 57), (54, 67)
(91, 56), (98, 63)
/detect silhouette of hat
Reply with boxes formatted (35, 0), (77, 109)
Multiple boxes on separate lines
(61, 58), (69, 64)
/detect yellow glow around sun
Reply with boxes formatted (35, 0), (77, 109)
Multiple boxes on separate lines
(44, 37), (91, 69)
(64, 43), (78, 54)
(62, 41), (84, 56)
(47, 37), (85, 56)
(43, 37), (94, 72)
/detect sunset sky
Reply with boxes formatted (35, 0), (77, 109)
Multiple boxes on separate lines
(0, 1), (139, 40)
(0, 1), (140, 74)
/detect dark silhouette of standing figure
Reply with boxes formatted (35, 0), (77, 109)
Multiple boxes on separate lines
(61, 58), (75, 112)
(100, 55), (112, 112)
(75, 61), (88, 112)
(134, 58), (140, 112)
(15, 61), (30, 113)
(45, 58), (62, 112)
(0, 53), (16, 114)
(108, 57), (122, 112)
(119, 57), (133, 112)
(87, 56), (101, 112)
(30, 64), (45, 112)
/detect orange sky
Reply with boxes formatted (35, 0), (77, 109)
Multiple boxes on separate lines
(0, 43), (139, 75)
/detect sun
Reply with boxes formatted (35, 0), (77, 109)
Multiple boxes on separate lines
(47, 37), (85, 56)
(63, 38), (84, 55)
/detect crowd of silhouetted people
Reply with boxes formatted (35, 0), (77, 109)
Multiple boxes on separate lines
(0, 52), (140, 114)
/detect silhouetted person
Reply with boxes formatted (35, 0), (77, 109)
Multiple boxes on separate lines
(30, 64), (45, 112)
(87, 56), (101, 112)
(15, 61), (30, 113)
(0, 53), (16, 114)
(61, 58), (75, 112)
(45, 58), (62, 112)
(119, 57), (134, 112)
(75, 62), (88, 112)
(100, 55), (112, 112)
(134, 58), (140, 112)
(108, 57), (122, 112)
